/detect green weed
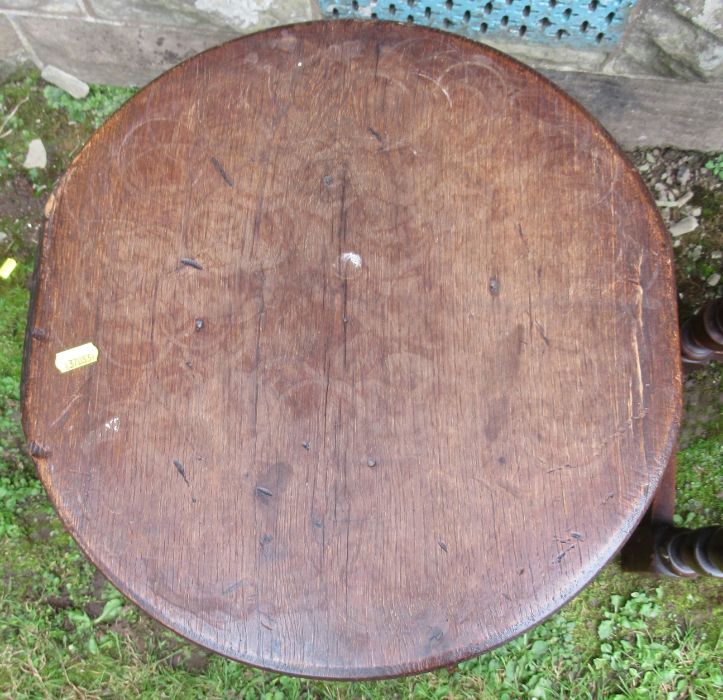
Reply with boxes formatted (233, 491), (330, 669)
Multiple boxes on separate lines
(704, 154), (723, 180)
(43, 84), (136, 130)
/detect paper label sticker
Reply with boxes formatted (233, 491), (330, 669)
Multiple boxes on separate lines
(55, 343), (99, 373)
(0, 258), (17, 279)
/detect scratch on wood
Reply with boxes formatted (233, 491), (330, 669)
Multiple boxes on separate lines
(173, 459), (189, 486)
(630, 252), (645, 418)
(50, 392), (82, 427)
(368, 127), (383, 144)
(180, 257), (203, 270)
(517, 222), (529, 252)
(429, 627), (444, 642)
(546, 463), (575, 475)
(555, 544), (576, 563)
(472, 474), (521, 499)
(416, 72), (452, 108)
(210, 157), (233, 187)
(534, 320), (550, 346)
(222, 581), (242, 595)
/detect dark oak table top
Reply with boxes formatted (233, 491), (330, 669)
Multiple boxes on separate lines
(22, 20), (681, 679)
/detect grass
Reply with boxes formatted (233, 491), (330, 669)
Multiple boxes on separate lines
(1, 71), (722, 699)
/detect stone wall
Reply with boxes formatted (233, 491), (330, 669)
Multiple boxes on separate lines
(2, 1), (722, 84)
(0, 1), (319, 85)
(0, 1), (722, 149)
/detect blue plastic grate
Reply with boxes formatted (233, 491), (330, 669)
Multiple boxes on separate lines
(318, 0), (638, 50)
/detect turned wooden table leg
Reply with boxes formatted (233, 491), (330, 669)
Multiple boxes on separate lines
(621, 456), (677, 574)
(681, 297), (723, 368)
(624, 297), (723, 575)
(621, 454), (723, 577)
(656, 526), (723, 578)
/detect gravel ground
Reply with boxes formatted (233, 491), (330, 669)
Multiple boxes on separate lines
(629, 148), (723, 318)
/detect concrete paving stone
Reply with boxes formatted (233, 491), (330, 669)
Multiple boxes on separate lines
(0, 1), (82, 15)
(14, 14), (238, 85)
(545, 69), (723, 151)
(0, 14), (30, 80)
(87, 0), (314, 31)
(483, 38), (608, 75)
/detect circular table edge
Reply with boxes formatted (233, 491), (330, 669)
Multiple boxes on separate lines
(21, 19), (684, 680)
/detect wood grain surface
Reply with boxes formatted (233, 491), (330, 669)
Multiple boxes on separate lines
(22, 21), (682, 679)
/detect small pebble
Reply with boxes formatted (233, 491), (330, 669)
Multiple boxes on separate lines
(41, 65), (89, 99)
(194, 318), (205, 331)
(23, 139), (47, 169)
(677, 191), (694, 207)
(670, 216), (699, 237)
(707, 273), (721, 287)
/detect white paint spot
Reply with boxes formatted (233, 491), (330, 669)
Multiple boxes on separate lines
(297, 62), (303, 67)
(340, 252), (362, 268)
(104, 417), (120, 432)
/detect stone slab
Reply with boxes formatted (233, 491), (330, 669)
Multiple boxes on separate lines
(544, 69), (723, 151)
(672, 0), (722, 39)
(0, 1), (82, 15)
(13, 14), (238, 85)
(484, 37), (608, 75)
(5, 10), (723, 151)
(87, 0), (314, 31)
(0, 14), (30, 80)
(609, 0), (723, 80)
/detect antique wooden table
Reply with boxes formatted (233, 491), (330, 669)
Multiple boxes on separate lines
(22, 21), (681, 679)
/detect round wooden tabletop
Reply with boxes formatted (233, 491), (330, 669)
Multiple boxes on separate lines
(23, 21), (681, 679)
